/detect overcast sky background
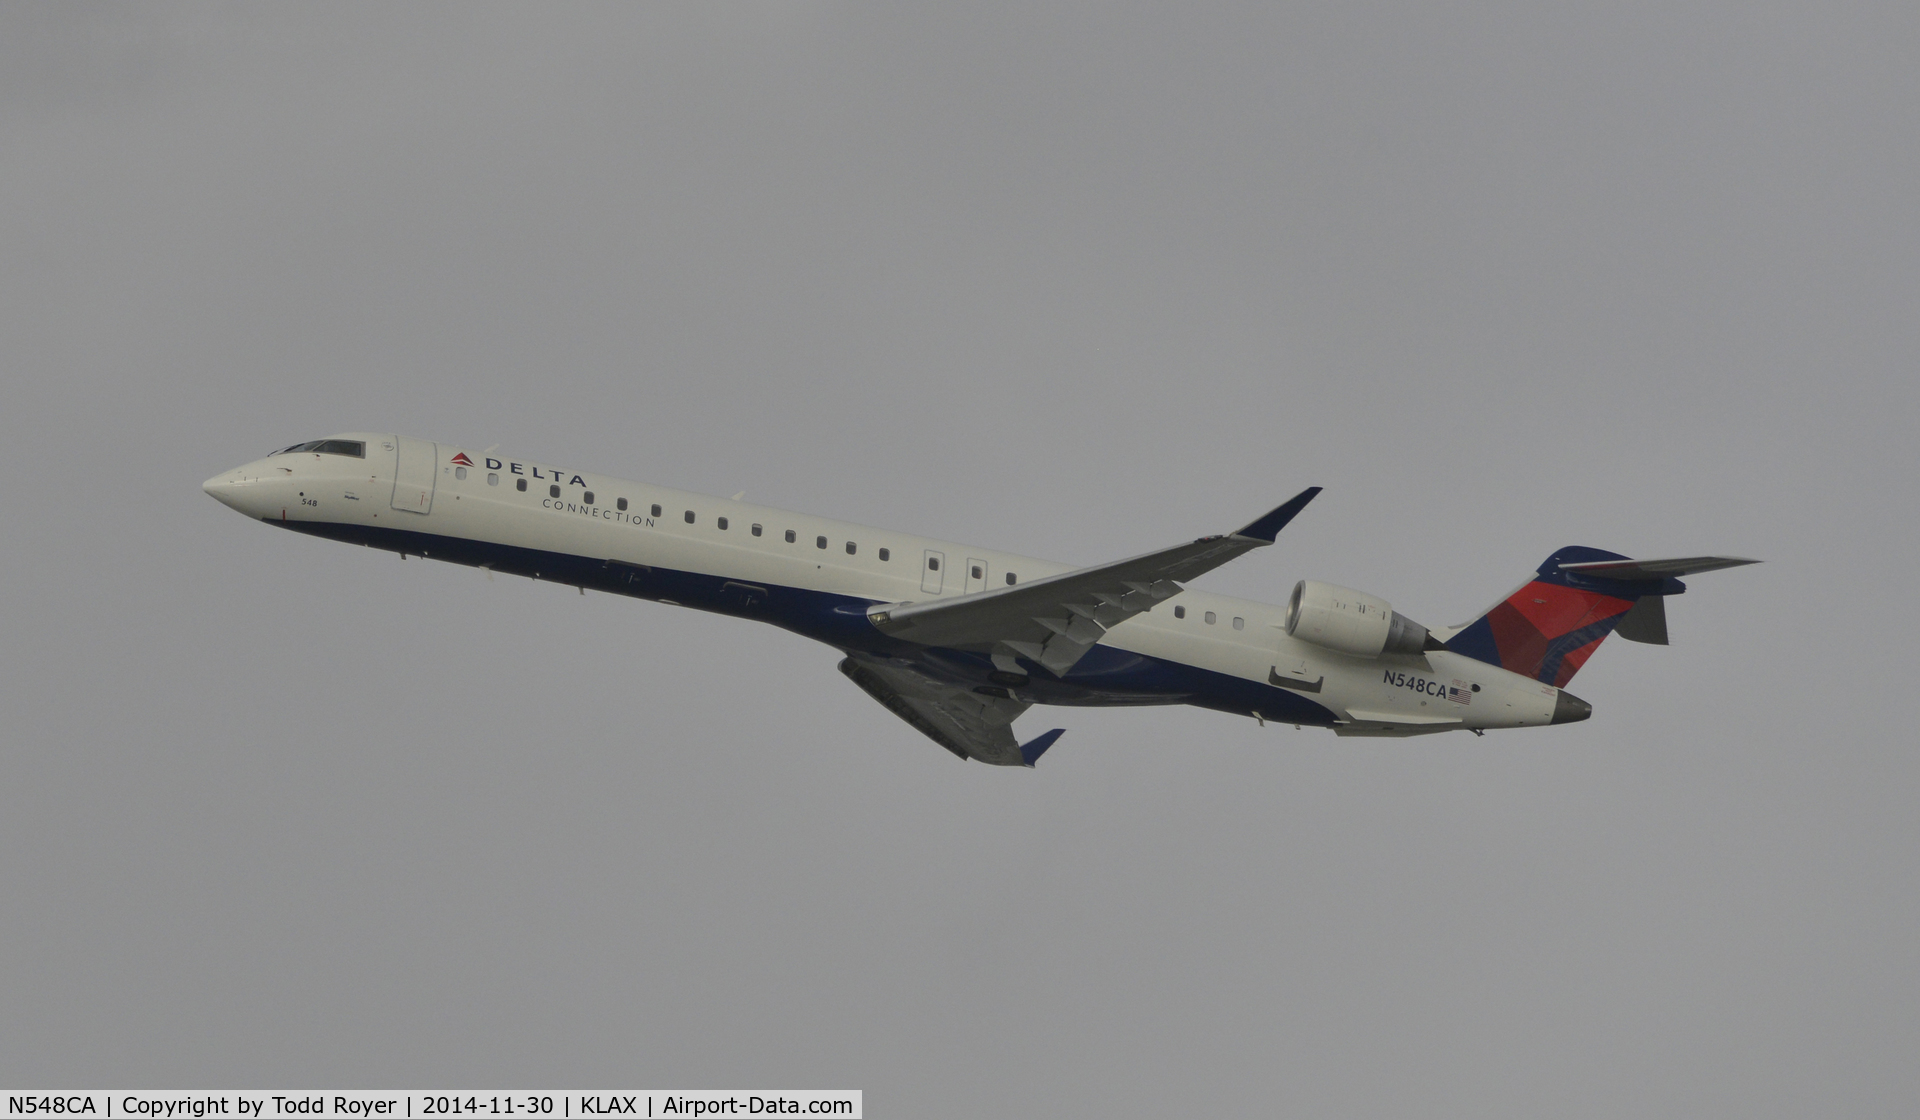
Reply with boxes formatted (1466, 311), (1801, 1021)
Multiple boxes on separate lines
(3, 4), (1916, 1115)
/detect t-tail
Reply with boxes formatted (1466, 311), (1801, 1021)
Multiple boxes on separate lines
(1444, 547), (1759, 687)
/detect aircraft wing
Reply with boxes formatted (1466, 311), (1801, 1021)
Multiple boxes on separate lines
(866, 488), (1321, 677)
(838, 656), (1064, 767)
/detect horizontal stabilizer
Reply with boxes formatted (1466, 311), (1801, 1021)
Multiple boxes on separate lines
(1557, 556), (1759, 581)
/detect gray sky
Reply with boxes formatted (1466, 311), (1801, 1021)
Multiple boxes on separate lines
(3, 4), (1916, 1114)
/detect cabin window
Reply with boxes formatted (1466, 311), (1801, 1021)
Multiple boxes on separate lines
(1174, 605), (1186, 619)
(846, 541), (856, 555)
(785, 530), (796, 543)
(752, 524), (762, 536)
(684, 510), (695, 524)
(516, 479), (528, 492)
(1233, 617), (1245, 630)
(651, 504), (662, 517)
(928, 557), (940, 571)
(1006, 573), (1017, 585)
(718, 517), (729, 530)
(583, 491), (594, 505)
(878, 548), (889, 561)
(549, 484), (561, 498)
(1205, 611), (1216, 625)
(970, 565), (983, 579)
(488, 473), (499, 486)
(454, 466), (467, 480)
(816, 536), (828, 549)
(617, 498), (628, 511)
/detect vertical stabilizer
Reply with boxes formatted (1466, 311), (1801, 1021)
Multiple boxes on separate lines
(1445, 547), (1684, 686)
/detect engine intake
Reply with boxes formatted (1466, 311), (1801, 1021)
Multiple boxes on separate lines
(1285, 579), (1436, 658)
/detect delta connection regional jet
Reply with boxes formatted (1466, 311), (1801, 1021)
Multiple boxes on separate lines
(204, 434), (1756, 768)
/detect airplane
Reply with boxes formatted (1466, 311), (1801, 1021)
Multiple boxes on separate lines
(203, 433), (1757, 768)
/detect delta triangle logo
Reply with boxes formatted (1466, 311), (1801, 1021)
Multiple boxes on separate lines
(449, 452), (474, 467)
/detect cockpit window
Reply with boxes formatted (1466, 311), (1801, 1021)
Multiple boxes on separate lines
(270, 439), (366, 458)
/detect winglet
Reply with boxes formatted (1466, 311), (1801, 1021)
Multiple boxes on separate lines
(1232, 486), (1323, 543)
(1020, 728), (1066, 768)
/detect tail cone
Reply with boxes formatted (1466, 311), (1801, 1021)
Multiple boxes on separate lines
(1551, 690), (1592, 724)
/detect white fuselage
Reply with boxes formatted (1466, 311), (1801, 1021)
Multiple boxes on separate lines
(204, 433), (1566, 736)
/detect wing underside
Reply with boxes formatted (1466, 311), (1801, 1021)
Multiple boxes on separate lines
(838, 655), (1049, 767)
(841, 489), (1321, 764)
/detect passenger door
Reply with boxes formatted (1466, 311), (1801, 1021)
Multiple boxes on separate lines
(921, 549), (945, 595)
(390, 436), (438, 514)
(964, 558), (988, 595)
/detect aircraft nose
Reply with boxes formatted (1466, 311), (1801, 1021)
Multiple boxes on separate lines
(1551, 690), (1593, 724)
(202, 470), (250, 513)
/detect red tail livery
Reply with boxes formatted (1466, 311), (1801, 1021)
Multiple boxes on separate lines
(1444, 547), (1757, 686)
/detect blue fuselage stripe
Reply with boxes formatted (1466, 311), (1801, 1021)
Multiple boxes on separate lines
(276, 518), (1342, 726)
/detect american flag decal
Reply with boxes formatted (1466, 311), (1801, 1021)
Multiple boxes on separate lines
(1447, 679), (1473, 705)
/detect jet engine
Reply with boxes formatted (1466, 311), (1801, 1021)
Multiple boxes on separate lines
(1284, 580), (1437, 658)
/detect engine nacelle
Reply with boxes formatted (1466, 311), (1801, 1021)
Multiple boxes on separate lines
(1285, 580), (1435, 658)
